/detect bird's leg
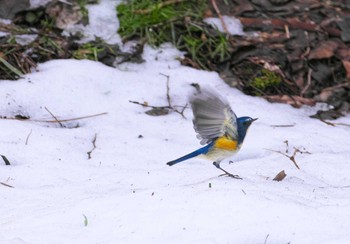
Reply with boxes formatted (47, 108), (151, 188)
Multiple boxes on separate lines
(213, 162), (242, 179)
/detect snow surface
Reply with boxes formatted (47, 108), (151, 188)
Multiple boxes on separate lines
(1, 1), (350, 244)
(204, 16), (245, 36)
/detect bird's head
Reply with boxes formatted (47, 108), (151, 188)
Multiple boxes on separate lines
(237, 117), (258, 143)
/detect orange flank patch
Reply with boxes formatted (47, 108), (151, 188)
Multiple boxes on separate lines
(214, 137), (238, 151)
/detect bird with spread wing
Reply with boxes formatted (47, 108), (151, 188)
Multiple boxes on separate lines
(167, 89), (257, 179)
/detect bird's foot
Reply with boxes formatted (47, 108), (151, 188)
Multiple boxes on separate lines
(213, 162), (242, 180)
(219, 172), (242, 179)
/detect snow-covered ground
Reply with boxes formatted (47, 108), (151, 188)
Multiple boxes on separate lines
(1, 1), (350, 243)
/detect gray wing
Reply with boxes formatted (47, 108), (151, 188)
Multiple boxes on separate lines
(190, 89), (238, 145)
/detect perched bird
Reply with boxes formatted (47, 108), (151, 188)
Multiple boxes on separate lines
(167, 89), (257, 178)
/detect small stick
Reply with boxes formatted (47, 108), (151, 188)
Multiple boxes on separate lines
(159, 73), (171, 107)
(270, 124), (295, 128)
(1, 112), (108, 123)
(45, 107), (64, 128)
(284, 24), (290, 39)
(1, 155), (11, 165)
(300, 68), (312, 97)
(265, 146), (311, 170)
(319, 119), (350, 127)
(211, 0), (229, 35)
(129, 100), (171, 110)
(39, 112), (108, 123)
(87, 133), (97, 159)
(25, 129), (33, 145)
(0, 182), (14, 188)
(264, 234), (270, 244)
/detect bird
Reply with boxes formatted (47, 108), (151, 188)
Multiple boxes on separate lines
(166, 89), (257, 179)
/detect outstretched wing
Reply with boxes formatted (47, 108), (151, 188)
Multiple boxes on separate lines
(190, 89), (238, 145)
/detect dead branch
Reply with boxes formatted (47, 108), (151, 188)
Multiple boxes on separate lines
(0, 112), (108, 123)
(160, 73), (172, 107)
(45, 107), (64, 128)
(130, 74), (188, 118)
(238, 17), (341, 37)
(266, 146), (311, 170)
(270, 124), (295, 128)
(300, 68), (313, 97)
(211, 0), (229, 35)
(319, 119), (350, 127)
(87, 133), (97, 160)
(0, 182), (14, 188)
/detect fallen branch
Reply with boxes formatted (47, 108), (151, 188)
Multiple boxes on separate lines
(87, 133), (97, 160)
(319, 119), (350, 127)
(45, 107), (64, 128)
(25, 129), (33, 145)
(266, 146), (311, 169)
(130, 74), (188, 118)
(211, 0), (229, 35)
(238, 17), (341, 37)
(0, 182), (14, 188)
(0, 112), (108, 123)
(270, 124), (295, 128)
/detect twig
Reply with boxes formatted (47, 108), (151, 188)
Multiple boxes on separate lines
(0, 112), (108, 123)
(160, 73), (171, 107)
(129, 74), (188, 118)
(264, 234), (270, 244)
(211, 0), (229, 35)
(300, 68), (312, 97)
(25, 129), (33, 145)
(45, 107), (64, 128)
(0, 182), (14, 188)
(87, 133), (97, 160)
(1, 155), (11, 166)
(319, 119), (350, 127)
(129, 100), (171, 110)
(284, 140), (289, 153)
(284, 24), (290, 39)
(270, 124), (295, 128)
(266, 147), (311, 170)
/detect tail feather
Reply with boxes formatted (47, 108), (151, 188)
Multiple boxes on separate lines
(166, 144), (212, 166)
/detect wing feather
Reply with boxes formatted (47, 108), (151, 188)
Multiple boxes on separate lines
(190, 89), (238, 145)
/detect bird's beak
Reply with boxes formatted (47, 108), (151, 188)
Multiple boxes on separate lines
(252, 118), (258, 122)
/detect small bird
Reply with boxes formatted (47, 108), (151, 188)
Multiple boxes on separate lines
(167, 89), (257, 178)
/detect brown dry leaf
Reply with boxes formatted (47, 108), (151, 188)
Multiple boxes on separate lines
(342, 60), (350, 79)
(265, 95), (316, 108)
(273, 170), (287, 182)
(308, 40), (339, 60)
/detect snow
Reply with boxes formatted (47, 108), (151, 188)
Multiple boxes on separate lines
(204, 16), (245, 36)
(1, 1), (350, 243)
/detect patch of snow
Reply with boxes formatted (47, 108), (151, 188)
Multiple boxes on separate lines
(204, 15), (245, 36)
(64, 0), (122, 44)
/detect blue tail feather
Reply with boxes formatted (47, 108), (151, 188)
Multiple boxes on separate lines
(167, 143), (213, 166)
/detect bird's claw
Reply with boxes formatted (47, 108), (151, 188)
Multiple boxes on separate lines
(219, 173), (242, 179)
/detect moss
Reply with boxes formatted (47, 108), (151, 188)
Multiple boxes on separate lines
(251, 69), (281, 91)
